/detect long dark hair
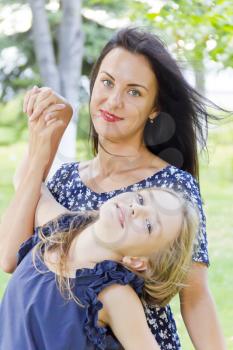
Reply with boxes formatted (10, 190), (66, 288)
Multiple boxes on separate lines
(89, 26), (229, 181)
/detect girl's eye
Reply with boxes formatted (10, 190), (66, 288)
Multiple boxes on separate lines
(101, 79), (113, 87)
(146, 219), (152, 235)
(137, 193), (144, 205)
(129, 89), (141, 97)
(136, 193), (152, 234)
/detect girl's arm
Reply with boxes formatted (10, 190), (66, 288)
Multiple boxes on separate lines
(98, 284), (160, 350)
(180, 262), (226, 350)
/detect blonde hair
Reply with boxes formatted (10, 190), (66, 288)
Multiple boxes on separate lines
(32, 187), (199, 307)
(32, 210), (99, 307)
(135, 187), (199, 307)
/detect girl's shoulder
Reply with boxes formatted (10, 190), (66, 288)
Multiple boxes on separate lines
(74, 260), (144, 348)
(75, 260), (144, 292)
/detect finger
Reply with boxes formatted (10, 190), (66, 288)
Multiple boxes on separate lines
(44, 113), (56, 123)
(30, 110), (47, 132)
(27, 87), (53, 120)
(23, 85), (39, 113)
(43, 105), (66, 122)
(29, 95), (56, 121)
(23, 90), (31, 114)
(34, 87), (53, 107)
(26, 91), (41, 117)
(43, 103), (66, 115)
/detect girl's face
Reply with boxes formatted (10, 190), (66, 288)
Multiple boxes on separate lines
(93, 189), (183, 258)
(90, 47), (158, 143)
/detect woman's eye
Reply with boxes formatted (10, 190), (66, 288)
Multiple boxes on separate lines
(146, 219), (152, 234)
(129, 89), (141, 97)
(102, 79), (113, 87)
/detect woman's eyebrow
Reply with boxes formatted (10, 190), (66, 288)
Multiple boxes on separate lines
(100, 70), (149, 91)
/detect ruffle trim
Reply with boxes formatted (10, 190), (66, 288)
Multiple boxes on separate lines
(77, 260), (144, 349)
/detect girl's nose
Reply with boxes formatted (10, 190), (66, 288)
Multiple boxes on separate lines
(130, 203), (147, 218)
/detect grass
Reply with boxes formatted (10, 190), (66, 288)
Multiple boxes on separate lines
(0, 123), (233, 349)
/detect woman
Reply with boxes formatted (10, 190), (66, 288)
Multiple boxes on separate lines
(0, 27), (226, 349)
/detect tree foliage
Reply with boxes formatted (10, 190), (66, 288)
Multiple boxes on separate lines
(1, 0), (232, 102)
(140, 0), (233, 68)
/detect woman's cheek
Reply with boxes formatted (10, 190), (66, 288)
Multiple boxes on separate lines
(91, 89), (107, 109)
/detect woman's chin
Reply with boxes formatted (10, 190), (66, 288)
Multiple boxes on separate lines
(93, 122), (128, 141)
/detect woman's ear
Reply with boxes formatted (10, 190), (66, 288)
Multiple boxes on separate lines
(122, 256), (148, 272)
(149, 108), (160, 121)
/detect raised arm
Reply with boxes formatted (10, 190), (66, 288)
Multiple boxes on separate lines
(98, 284), (160, 350)
(0, 117), (64, 273)
(14, 86), (73, 187)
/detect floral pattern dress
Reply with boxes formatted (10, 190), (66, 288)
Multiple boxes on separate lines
(47, 162), (209, 350)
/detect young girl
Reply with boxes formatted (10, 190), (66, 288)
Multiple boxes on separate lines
(0, 183), (198, 349)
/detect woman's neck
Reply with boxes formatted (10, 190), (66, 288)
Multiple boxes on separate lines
(94, 137), (150, 177)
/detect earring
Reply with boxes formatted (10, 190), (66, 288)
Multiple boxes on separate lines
(149, 118), (154, 124)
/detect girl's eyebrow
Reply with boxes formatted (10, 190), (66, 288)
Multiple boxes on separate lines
(100, 70), (149, 91)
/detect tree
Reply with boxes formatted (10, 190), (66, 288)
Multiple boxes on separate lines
(137, 0), (233, 94)
(28, 0), (84, 165)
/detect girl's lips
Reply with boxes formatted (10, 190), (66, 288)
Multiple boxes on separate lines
(115, 203), (125, 228)
(99, 109), (124, 122)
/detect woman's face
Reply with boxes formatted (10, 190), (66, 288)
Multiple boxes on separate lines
(90, 47), (158, 143)
(93, 189), (183, 258)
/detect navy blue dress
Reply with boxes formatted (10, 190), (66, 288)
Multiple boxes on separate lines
(46, 162), (209, 350)
(0, 215), (144, 350)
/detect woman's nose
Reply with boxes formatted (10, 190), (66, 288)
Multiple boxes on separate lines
(108, 90), (124, 109)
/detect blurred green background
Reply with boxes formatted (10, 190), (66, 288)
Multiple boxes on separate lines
(0, 1), (233, 349)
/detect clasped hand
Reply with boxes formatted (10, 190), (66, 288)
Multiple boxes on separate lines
(24, 86), (72, 172)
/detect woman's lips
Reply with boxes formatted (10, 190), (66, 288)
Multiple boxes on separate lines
(99, 109), (124, 122)
(115, 203), (125, 228)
